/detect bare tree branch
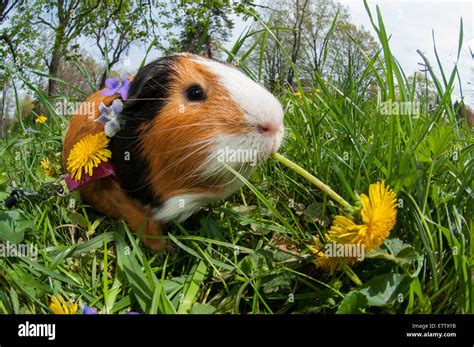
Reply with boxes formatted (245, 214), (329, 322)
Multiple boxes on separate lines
(0, 0), (20, 23)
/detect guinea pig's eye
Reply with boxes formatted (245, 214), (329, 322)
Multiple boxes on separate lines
(186, 85), (206, 101)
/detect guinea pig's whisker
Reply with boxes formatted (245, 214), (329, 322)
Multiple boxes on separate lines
(125, 97), (168, 101)
(183, 152), (227, 185)
(178, 145), (220, 179)
(193, 140), (252, 187)
(151, 140), (215, 181)
(143, 138), (216, 155)
(160, 139), (214, 170)
(113, 122), (231, 140)
(183, 157), (218, 184)
(182, 140), (239, 182)
(189, 148), (219, 175)
(178, 134), (260, 184)
(122, 122), (243, 140)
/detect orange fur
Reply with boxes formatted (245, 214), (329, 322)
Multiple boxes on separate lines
(63, 91), (165, 251)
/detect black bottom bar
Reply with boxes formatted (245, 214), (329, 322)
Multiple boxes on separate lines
(0, 314), (471, 346)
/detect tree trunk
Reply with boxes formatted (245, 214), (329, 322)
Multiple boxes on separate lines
(286, 0), (310, 86)
(47, 11), (66, 98)
(0, 84), (7, 137)
(205, 35), (213, 59)
(99, 71), (107, 89)
(0, 92), (4, 136)
(48, 45), (61, 97)
(99, 56), (120, 88)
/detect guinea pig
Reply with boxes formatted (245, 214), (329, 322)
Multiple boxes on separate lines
(63, 53), (284, 251)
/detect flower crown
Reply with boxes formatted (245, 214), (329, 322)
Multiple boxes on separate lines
(64, 77), (130, 191)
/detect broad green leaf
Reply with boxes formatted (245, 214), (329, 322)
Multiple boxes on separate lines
(190, 303), (217, 314)
(358, 273), (411, 307)
(336, 291), (368, 314)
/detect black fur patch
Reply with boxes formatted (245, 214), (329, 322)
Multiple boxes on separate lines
(110, 56), (178, 208)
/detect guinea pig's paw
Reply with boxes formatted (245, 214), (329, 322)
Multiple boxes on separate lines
(161, 242), (177, 259)
(141, 236), (169, 253)
(151, 240), (177, 259)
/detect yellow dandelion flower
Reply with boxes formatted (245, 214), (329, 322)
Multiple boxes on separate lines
(294, 91), (302, 98)
(309, 236), (355, 273)
(315, 88), (321, 94)
(49, 295), (78, 314)
(330, 181), (397, 250)
(35, 114), (47, 124)
(311, 182), (397, 272)
(40, 158), (51, 177)
(66, 132), (112, 181)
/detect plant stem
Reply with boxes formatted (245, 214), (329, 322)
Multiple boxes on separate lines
(271, 152), (353, 211)
(340, 261), (363, 286)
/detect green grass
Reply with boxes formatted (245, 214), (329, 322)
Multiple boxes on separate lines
(0, 4), (472, 314)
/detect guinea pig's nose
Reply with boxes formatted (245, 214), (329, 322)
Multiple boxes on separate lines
(257, 122), (280, 136)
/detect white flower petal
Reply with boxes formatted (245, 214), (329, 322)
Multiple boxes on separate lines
(99, 102), (108, 114)
(104, 119), (121, 137)
(111, 99), (123, 114)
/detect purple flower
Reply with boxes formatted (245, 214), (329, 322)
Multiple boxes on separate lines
(100, 77), (130, 99)
(82, 305), (98, 314)
(96, 99), (124, 137)
(80, 304), (140, 315)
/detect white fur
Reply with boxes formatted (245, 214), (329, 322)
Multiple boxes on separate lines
(192, 56), (284, 132)
(153, 193), (213, 222)
(206, 135), (259, 170)
(153, 135), (258, 223)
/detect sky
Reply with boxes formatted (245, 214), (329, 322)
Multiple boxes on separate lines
(338, 0), (473, 106)
(107, 0), (474, 106)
